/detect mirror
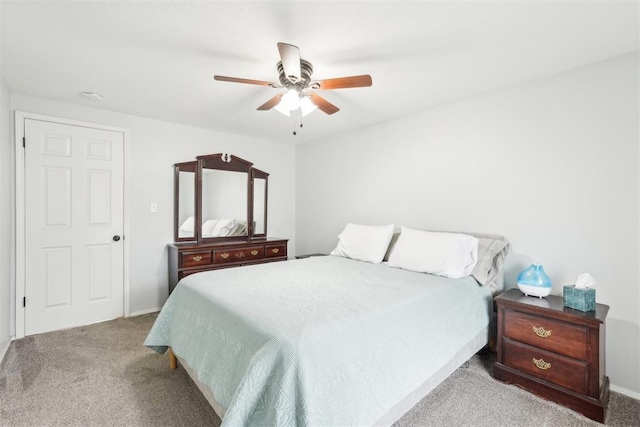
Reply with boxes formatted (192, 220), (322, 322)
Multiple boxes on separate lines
(174, 162), (197, 242)
(197, 153), (252, 243)
(251, 169), (268, 238)
(201, 169), (248, 238)
(174, 153), (270, 243)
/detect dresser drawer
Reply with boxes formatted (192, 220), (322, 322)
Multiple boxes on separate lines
(265, 243), (286, 258)
(504, 309), (589, 360)
(503, 338), (589, 394)
(180, 250), (213, 268)
(214, 246), (265, 264)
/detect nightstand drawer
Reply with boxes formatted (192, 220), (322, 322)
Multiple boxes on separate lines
(504, 309), (589, 360)
(214, 246), (265, 264)
(265, 244), (286, 257)
(503, 338), (589, 395)
(180, 251), (213, 268)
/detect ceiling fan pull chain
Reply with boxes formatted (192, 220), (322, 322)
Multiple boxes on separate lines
(292, 109), (305, 136)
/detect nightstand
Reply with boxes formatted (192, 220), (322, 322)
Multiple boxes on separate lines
(494, 288), (609, 423)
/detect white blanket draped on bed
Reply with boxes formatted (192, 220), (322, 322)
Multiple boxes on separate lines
(145, 256), (493, 426)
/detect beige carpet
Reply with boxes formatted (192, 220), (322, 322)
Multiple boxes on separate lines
(0, 313), (638, 426)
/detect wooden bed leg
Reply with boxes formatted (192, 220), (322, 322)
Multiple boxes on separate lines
(168, 348), (178, 370)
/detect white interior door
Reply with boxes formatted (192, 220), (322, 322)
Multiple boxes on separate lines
(24, 118), (124, 335)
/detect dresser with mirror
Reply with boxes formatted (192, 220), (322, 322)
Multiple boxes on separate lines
(168, 153), (288, 294)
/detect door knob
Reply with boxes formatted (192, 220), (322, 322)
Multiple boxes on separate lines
(113, 235), (121, 242)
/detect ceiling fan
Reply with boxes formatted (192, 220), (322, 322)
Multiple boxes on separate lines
(214, 42), (372, 118)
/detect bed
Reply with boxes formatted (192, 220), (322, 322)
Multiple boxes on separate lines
(145, 230), (508, 426)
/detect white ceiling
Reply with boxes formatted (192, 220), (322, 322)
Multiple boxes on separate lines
(1, 1), (638, 144)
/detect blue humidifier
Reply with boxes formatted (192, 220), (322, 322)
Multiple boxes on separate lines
(517, 264), (552, 298)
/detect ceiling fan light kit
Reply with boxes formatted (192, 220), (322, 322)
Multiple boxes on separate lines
(280, 88), (302, 111)
(274, 94), (317, 118)
(214, 42), (372, 134)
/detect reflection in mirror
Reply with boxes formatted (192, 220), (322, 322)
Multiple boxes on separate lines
(201, 169), (248, 238)
(253, 178), (266, 235)
(177, 170), (196, 240)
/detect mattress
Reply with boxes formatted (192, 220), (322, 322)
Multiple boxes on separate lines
(145, 255), (494, 426)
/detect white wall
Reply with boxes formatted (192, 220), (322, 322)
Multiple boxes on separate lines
(296, 53), (640, 395)
(0, 75), (12, 359)
(10, 93), (296, 323)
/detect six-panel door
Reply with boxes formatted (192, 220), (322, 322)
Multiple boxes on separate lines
(25, 119), (125, 335)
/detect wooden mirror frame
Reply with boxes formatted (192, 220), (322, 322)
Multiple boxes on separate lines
(250, 168), (269, 239)
(174, 153), (270, 244)
(173, 161), (197, 242)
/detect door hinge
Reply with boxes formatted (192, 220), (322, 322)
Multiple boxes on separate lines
(23, 297), (26, 307)
(22, 137), (25, 148)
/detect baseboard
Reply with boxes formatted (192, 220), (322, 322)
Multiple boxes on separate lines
(610, 384), (640, 400)
(0, 336), (14, 366)
(129, 307), (161, 317)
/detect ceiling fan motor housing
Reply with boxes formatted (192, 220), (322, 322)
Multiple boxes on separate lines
(277, 59), (313, 87)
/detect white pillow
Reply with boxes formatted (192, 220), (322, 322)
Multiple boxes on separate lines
(229, 221), (247, 236)
(210, 218), (236, 237)
(388, 227), (479, 278)
(201, 219), (220, 237)
(330, 223), (395, 264)
(179, 216), (194, 233)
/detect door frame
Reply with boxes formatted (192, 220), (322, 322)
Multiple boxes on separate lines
(14, 111), (131, 339)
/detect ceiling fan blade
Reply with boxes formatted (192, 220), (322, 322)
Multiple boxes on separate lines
(257, 94), (284, 111)
(313, 75), (373, 90)
(309, 93), (340, 115)
(214, 75), (275, 87)
(277, 42), (301, 83)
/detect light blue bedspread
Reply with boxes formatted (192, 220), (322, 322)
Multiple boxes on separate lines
(145, 256), (493, 426)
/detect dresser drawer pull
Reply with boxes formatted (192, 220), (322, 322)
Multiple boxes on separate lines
(192, 255), (203, 262)
(271, 248), (280, 254)
(220, 253), (229, 259)
(532, 357), (551, 370)
(251, 250), (259, 256)
(532, 326), (552, 338)
(235, 252), (245, 259)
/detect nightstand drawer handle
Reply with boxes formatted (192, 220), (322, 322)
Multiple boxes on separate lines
(192, 255), (203, 262)
(532, 358), (551, 370)
(271, 248), (279, 254)
(220, 253), (229, 259)
(251, 250), (259, 256)
(532, 326), (552, 338)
